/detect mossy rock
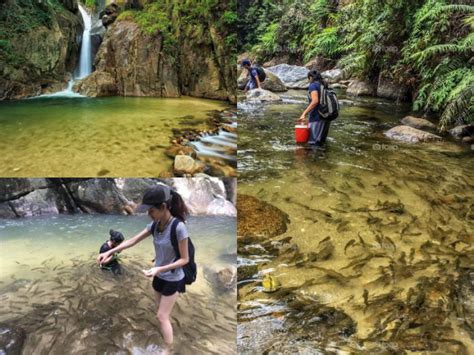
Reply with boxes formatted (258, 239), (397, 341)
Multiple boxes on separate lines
(237, 194), (289, 244)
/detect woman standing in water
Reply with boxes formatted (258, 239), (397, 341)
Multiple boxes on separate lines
(97, 185), (189, 349)
(298, 69), (331, 146)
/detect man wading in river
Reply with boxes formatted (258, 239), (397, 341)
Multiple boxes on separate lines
(298, 70), (332, 146)
(98, 185), (194, 351)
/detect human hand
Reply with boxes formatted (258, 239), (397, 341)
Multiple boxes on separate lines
(97, 252), (111, 265)
(142, 266), (162, 278)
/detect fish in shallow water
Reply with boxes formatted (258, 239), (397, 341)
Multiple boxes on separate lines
(261, 274), (281, 293)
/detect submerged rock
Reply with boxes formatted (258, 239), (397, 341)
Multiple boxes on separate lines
(246, 88), (282, 102)
(384, 125), (443, 143)
(400, 116), (437, 131)
(0, 323), (26, 355)
(347, 80), (376, 96)
(237, 194), (290, 243)
(203, 265), (237, 292)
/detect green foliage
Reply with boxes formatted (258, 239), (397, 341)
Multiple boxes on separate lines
(405, 0), (474, 129)
(222, 11), (238, 25)
(239, 0), (472, 128)
(0, 39), (25, 67)
(0, 0), (66, 35)
(84, 0), (97, 10)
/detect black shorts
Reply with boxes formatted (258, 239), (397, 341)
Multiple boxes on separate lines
(152, 277), (186, 296)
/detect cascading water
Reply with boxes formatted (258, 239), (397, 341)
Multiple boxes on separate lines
(39, 3), (92, 97)
(77, 4), (92, 79)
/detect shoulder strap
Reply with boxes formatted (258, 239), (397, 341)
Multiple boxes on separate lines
(150, 221), (157, 236)
(170, 218), (181, 259)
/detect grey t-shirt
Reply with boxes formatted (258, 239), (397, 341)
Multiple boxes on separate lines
(146, 217), (188, 282)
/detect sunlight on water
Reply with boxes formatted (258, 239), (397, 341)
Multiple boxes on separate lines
(0, 97), (229, 177)
(237, 90), (474, 353)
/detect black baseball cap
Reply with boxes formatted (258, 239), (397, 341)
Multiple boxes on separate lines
(241, 59), (251, 67)
(136, 185), (172, 213)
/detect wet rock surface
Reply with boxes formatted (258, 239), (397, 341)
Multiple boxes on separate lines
(246, 88), (282, 102)
(384, 125), (443, 143)
(265, 64), (309, 89)
(346, 79), (376, 96)
(400, 115), (437, 131)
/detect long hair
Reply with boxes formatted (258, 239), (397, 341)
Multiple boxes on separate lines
(308, 69), (327, 87)
(166, 189), (189, 222)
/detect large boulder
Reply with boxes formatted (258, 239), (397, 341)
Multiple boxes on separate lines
(68, 179), (132, 214)
(305, 56), (335, 72)
(448, 124), (474, 139)
(377, 72), (409, 101)
(384, 125), (443, 143)
(400, 116), (437, 132)
(246, 88), (282, 102)
(237, 194), (289, 243)
(173, 155), (204, 176)
(73, 71), (117, 97)
(91, 20), (180, 97)
(99, 4), (120, 27)
(347, 80), (376, 96)
(170, 177), (236, 216)
(321, 69), (344, 84)
(0, 179), (50, 202)
(265, 64), (309, 89)
(7, 189), (61, 217)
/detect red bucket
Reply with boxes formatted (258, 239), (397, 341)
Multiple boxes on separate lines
(295, 124), (310, 144)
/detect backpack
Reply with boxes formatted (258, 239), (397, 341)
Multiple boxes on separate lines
(318, 84), (339, 121)
(151, 218), (197, 285)
(254, 66), (266, 82)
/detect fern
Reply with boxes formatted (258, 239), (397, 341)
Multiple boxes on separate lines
(440, 80), (474, 131)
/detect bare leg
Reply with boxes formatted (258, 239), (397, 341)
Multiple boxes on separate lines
(155, 291), (161, 309)
(156, 292), (179, 345)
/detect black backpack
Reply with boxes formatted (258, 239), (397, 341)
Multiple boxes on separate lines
(151, 218), (197, 285)
(254, 66), (266, 82)
(318, 84), (339, 121)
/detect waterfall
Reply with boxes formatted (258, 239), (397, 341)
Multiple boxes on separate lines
(39, 3), (93, 97)
(77, 4), (92, 79)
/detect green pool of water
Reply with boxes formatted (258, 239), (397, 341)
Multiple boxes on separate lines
(0, 96), (228, 177)
(238, 90), (474, 353)
(0, 214), (236, 354)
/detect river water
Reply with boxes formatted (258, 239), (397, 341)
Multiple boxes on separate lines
(0, 97), (231, 177)
(0, 214), (236, 354)
(237, 90), (473, 353)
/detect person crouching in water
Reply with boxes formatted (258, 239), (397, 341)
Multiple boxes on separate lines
(99, 230), (124, 274)
(241, 58), (261, 93)
(298, 69), (331, 146)
(97, 185), (189, 350)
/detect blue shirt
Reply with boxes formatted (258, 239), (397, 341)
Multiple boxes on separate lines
(308, 82), (321, 122)
(245, 67), (259, 90)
